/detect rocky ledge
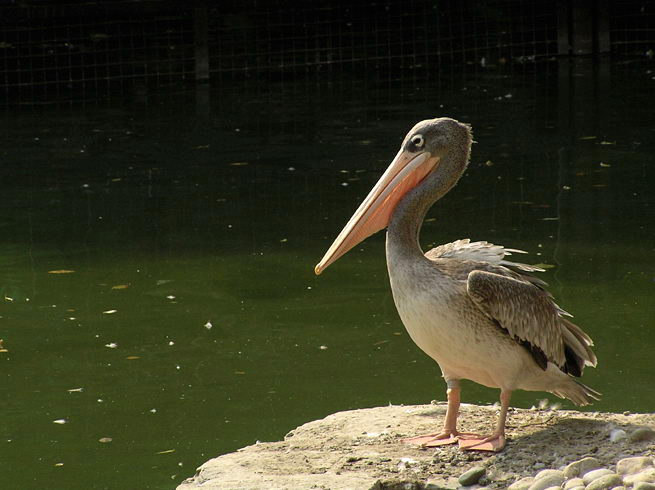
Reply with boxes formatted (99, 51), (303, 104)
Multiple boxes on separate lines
(177, 403), (655, 489)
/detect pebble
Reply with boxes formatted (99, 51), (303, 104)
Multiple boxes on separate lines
(564, 457), (602, 478)
(584, 473), (623, 490)
(629, 428), (655, 442)
(609, 429), (627, 442)
(616, 456), (654, 475)
(634, 483), (655, 490)
(458, 465), (486, 486)
(527, 473), (565, 490)
(534, 469), (565, 481)
(624, 468), (655, 486)
(582, 468), (616, 485)
(564, 478), (585, 489)
(508, 476), (534, 490)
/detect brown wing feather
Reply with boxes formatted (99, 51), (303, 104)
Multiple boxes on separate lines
(466, 270), (597, 375)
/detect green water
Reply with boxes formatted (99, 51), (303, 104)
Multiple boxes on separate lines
(1, 60), (653, 489)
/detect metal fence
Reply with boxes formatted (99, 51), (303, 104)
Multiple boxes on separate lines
(0, 0), (653, 105)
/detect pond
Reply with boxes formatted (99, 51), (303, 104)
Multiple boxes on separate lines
(0, 59), (653, 489)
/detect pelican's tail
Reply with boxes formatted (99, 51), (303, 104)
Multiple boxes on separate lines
(552, 379), (602, 406)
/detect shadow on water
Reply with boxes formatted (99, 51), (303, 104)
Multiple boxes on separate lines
(0, 58), (653, 489)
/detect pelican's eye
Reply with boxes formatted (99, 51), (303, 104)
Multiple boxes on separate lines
(410, 134), (424, 149)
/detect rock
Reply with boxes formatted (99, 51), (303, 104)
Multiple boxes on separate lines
(458, 466), (486, 486)
(609, 429), (627, 442)
(564, 478), (585, 489)
(616, 456), (654, 475)
(527, 473), (566, 490)
(543, 487), (561, 490)
(582, 468), (615, 485)
(629, 428), (655, 442)
(564, 457), (603, 478)
(625, 468), (655, 486)
(508, 476), (534, 490)
(634, 483), (655, 490)
(535, 469), (565, 481)
(584, 473), (623, 490)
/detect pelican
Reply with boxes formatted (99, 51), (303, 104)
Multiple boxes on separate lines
(314, 118), (599, 451)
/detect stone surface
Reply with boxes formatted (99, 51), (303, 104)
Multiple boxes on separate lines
(582, 468), (615, 485)
(625, 468), (655, 486)
(534, 469), (565, 481)
(609, 429), (627, 442)
(458, 466), (486, 486)
(629, 428), (655, 442)
(527, 474), (566, 490)
(564, 477), (585, 489)
(616, 456), (653, 475)
(176, 404), (655, 490)
(564, 457), (603, 479)
(634, 482), (655, 490)
(583, 473), (623, 490)
(508, 476), (535, 490)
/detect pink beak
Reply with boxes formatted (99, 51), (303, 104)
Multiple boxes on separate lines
(315, 149), (440, 275)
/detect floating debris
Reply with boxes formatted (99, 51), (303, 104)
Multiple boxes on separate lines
(111, 284), (129, 290)
(156, 449), (176, 455)
(53, 419), (67, 424)
(600, 162), (611, 167)
(204, 321), (213, 330)
(0, 339), (7, 353)
(98, 437), (112, 443)
(105, 343), (118, 349)
(319, 345), (328, 350)
(229, 162), (248, 166)
(67, 388), (84, 393)
(102, 309), (117, 315)
(48, 270), (75, 274)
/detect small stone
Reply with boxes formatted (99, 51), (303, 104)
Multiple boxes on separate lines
(528, 474), (566, 490)
(583, 468), (616, 485)
(458, 466), (486, 486)
(564, 457), (603, 478)
(634, 483), (655, 490)
(543, 487), (561, 490)
(617, 456), (654, 475)
(564, 478), (585, 489)
(610, 429), (627, 442)
(508, 476), (534, 490)
(629, 428), (655, 442)
(584, 473), (623, 490)
(625, 468), (655, 486)
(535, 469), (565, 481)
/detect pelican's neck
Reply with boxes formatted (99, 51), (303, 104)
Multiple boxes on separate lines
(386, 145), (470, 264)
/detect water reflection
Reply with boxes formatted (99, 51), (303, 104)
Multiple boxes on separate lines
(0, 59), (653, 489)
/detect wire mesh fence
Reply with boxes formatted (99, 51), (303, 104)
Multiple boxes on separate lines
(0, 0), (654, 105)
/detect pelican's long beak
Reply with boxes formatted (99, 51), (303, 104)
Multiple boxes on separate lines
(315, 149), (440, 274)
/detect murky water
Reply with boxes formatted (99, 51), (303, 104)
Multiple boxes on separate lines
(1, 59), (653, 489)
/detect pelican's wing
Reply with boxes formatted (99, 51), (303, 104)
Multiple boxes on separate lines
(426, 239), (543, 274)
(466, 270), (597, 376)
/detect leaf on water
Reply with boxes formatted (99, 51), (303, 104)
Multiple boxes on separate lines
(531, 263), (556, 269)
(98, 437), (113, 443)
(4, 296), (13, 302)
(102, 309), (117, 314)
(54, 463), (64, 467)
(48, 270), (75, 274)
(156, 449), (176, 455)
(111, 284), (129, 290)
(53, 419), (67, 424)
(126, 356), (140, 360)
(392, 332), (402, 336)
(579, 136), (597, 140)
(229, 162), (248, 166)
(373, 340), (389, 346)
(67, 387), (84, 392)
(0, 339), (7, 352)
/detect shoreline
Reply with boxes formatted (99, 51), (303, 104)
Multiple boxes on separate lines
(177, 403), (655, 489)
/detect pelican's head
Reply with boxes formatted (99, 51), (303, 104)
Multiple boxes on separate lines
(315, 118), (472, 275)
